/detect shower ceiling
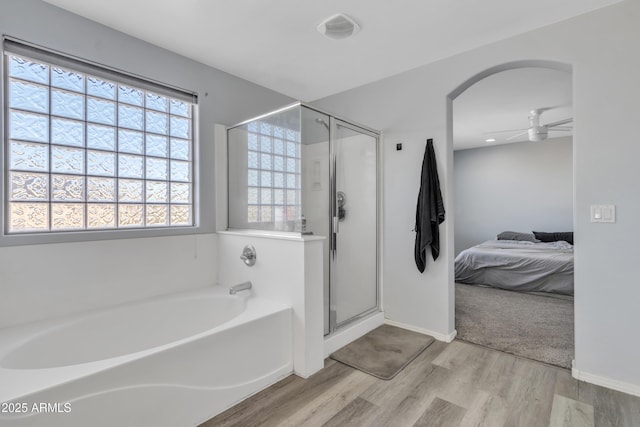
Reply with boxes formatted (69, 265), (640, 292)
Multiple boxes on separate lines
(42, 0), (620, 101)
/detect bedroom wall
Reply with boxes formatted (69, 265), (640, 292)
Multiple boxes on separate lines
(0, 0), (293, 328)
(313, 0), (640, 395)
(454, 137), (573, 255)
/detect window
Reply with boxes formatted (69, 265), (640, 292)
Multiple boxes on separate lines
(246, 120), (301, 226)
(3, 39), (196, 234)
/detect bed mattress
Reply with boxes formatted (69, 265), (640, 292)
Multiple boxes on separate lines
(454, 240), (574, 295)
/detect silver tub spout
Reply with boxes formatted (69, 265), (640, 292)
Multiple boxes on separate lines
(229, 281), (253, 295)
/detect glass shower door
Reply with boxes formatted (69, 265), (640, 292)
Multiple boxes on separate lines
(330, 120), (378, 329)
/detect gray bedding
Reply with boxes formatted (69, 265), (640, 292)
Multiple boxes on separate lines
(454, 240), (574, 295)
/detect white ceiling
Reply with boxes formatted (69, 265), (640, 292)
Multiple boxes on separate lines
(43, 0), (619, 102)
(453, 67), (573, 151)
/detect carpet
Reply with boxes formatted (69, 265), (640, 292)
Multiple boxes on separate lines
(329, 324), (435, 380)
(455, 283), (574, 369)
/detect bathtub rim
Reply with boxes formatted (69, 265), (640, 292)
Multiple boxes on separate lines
(1, 286), (248, 370)
(0, 286), (291, 403)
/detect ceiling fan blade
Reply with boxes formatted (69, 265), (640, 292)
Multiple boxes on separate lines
(546, 118), (573, 127)
(484, 128), (527, 135)
(549, 126), (572, 131)
(506, 130), (529, 141)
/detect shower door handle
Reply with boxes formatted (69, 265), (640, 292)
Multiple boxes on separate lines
(332, 216), (339, 252)
(337, 191), (347, 221)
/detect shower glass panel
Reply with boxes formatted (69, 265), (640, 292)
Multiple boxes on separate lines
(331, 120), (378, 328)
(227, 103), (378, 336)
(227, 106), (302, 231)
(300, 108), (331, 334)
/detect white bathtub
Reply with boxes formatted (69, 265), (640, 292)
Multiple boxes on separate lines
(0, 286), (292, 427)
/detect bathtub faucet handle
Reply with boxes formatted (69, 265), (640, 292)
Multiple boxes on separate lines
(240, 245), (257, 267)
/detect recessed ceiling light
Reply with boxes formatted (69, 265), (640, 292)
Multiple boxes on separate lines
(485, 138), (496, 143)
(317, 13), (361, 40)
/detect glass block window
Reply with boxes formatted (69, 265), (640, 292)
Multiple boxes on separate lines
(246, 120), (301, 225)
(3, 41), (196, 234)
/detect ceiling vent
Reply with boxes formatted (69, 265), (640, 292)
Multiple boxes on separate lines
(317, 13), (360, 40)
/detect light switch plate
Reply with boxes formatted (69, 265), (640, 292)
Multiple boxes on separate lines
(591, 204), (616, 223)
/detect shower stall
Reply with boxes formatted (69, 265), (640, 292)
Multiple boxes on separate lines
(227, 103), (380, 335)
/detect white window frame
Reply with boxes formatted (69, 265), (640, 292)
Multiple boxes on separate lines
(1, 37), (200, 246)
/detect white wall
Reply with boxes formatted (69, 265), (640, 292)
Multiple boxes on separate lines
(0, 0), (293, 327)
(0, 234), (217, 328)
(454, 137), (573, 254)
(313, 1), (640, 394)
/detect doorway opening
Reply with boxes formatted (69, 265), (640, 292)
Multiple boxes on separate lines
(448, 61), (575, 368)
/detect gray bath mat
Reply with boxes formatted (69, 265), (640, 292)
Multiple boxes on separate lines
(330, 324), (435, 380)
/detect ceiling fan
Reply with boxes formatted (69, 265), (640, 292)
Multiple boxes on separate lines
(491, 108), (573, 142)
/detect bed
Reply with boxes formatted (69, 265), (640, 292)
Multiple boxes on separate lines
(454, 238), (574, 295)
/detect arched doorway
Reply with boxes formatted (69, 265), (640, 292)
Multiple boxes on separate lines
(447, 60), (575, 368)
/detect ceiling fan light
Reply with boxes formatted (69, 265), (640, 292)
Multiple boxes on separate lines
(317, 13), (361, 40)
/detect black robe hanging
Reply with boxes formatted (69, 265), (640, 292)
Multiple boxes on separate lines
(414, 139), (445, 273)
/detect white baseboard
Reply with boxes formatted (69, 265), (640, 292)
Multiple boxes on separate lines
(572, 366), (640, 397)
(324, 312), (385, 358)
(384, 319), (457, 343)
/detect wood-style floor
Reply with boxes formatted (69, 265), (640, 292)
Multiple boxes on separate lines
(200, 339), (640, 427)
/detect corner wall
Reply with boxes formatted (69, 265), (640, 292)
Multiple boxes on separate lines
(313, 1), (640, 394)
